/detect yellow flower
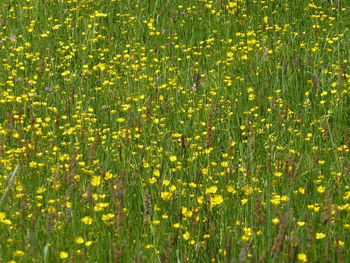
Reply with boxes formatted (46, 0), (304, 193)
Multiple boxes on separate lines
(281, 195), (289, 202)
(91, 176), (101, 187)
(274, 171), (282, 177)
(315, 233), (326, 240)
(298, 253), (307, 262)
(205, 185), (218, 194)
(161, 192), (171, 200)
(153, 169), (160, 177)
(169, 155), (177, 162)
(317, 186), (325, 194)
(337, 240), (345, 247)
(152, 220), (160, 225)
(197, 195), (204, 204)
(297, 221), (305, 227)
(61, 70), (70, 76)
(81, 216), (93, 225)
(59, 251), (69, 259)
(145, 244), (154, 249)
(241, 198), (248, 205)
(226, 185), (236, 194)
(271, 218), (280, 225)
(183, 231), (190, 240)
(104, 171), (113, 180)
(94, 11), (107, 17)
(0, 212), (5, 221)
(210, 194), (224, 208)
(201, 168), (209, 175)
(148, 177), (157, 184)
(102, 213), (115, 222)
(270, 195), (281, 206)
(172, 133), (182, 138)
(173, 223), (181, 229)
(75, 236), (85, 244)
(181, 207), (193, 217)
(85, 240), (93, 247)
(220, 161), (228, 167)
(241, 235), (250, 241)
(13, 250), (25, 257)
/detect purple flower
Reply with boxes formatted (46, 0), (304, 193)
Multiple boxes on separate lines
(9, 35), (17, 41)
(45, 86), (53, 92)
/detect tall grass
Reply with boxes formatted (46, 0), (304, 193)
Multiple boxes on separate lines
(0, 0), (349, 262)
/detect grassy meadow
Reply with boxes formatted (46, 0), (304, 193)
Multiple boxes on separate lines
(1, 0), (350, 262)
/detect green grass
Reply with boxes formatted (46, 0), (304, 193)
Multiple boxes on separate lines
(0, 0), (350, 262)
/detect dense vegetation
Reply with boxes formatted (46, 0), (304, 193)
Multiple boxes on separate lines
(0, 0), (349, 262)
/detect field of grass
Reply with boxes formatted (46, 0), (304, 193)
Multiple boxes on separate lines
(1, 0), (350, 262)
